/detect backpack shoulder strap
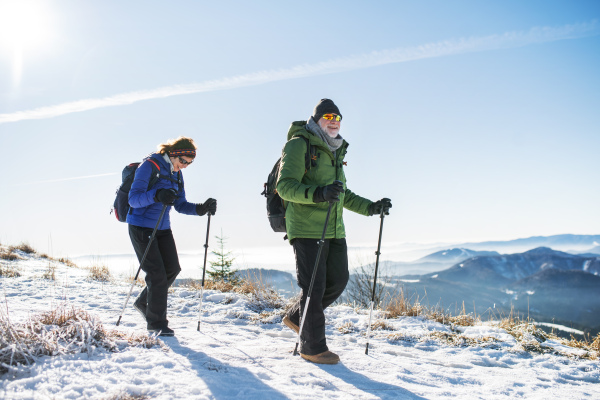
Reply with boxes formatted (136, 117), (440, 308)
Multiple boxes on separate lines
(145, 158), (161, 189)
(300, 136), (317, 172)
(176, 171), (183, 193)
(147, 158), (160, 171)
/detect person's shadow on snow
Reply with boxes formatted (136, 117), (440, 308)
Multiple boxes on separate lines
(164, 336), (289, 399)
(314, 361), (426, 400)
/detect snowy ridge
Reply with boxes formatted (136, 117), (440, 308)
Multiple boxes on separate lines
(1, 250), (599, 399)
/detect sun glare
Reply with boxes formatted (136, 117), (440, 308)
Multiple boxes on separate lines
(0, 0), (57, 85)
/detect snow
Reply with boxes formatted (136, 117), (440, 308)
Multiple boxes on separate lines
(1, 252), (599, 400)
(537, 323), (585, 336)
(584, 260), (591, 272)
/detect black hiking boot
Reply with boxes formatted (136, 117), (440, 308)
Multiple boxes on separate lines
(133, 299), (147, 322)
(148, 326), (175, 337)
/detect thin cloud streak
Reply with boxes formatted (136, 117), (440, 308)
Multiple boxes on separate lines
(1, 21), (598, 125)
(13, 172), (118, 186)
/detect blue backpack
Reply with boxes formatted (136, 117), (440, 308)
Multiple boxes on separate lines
(111, 158), (181, 222)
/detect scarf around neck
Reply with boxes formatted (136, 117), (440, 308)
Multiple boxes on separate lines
(306, 117), (344, 153)
(162, 153), (175, 173)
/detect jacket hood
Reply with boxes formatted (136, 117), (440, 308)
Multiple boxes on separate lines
(287, 120), (310, 141)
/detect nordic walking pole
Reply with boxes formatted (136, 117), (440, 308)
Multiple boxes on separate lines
(116, 203), (168, 326)
(365, 207), (386, 355)
(197, 212), (212, 331)
(293, 201), (334, 356)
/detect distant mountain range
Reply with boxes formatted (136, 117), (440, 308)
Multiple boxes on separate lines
(453, 234), (600, 253)
(384, 248), (500, 276)
(384, 234), (600, 276)
(388, 247), (600, 336)
(425, 247), (600, 282)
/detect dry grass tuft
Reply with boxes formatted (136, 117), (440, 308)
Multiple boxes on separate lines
(41, 263), (56, 280)
(0, 247), (21, 261)
(447, 313), (478, 327)
(429, 331), (499, 347)
(0, 264), (21, 278)
(87, 265), (112, 282)
(127, 272), (145, 287)
(57, 257), (78, 268)
(104, 393), (150, 400)
(371, 319), (394, 331)
(8, 242), (36, 255)
(0, 304), (161, 375)
(383, 291), (480, 330)
(384, 289), (425, 319)
(186, 275), (285, 314)
(337, 321), (356, 334)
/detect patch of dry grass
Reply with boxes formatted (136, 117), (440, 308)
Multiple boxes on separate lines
(0, 246), (21, 262)
(127, 272), (145, 287)
(41, 263), (56, 280)
(377, 290), (600, 357)
(104, 393), (150, 400)
(0, 264), (21, 278)
(57, 257), (78, 268)
(387, 330), (500, 348)
(337, 321), (356, 334)
(186, 275), (285, 313)
(8, 242), (36, 255)
(0, 304), (161, 375)
(87, 264), (112, 282)
(383, 290), (480, 329)
(480, 309), (599, 359)
(384, 289), (425, 319)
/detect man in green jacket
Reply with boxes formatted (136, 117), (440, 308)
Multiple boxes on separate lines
(277, 98), (392, 364)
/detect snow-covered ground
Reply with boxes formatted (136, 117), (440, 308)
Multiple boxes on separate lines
(1, 250), (599, 400)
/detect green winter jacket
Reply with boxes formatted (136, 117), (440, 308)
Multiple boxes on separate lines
(276, 120), (372, 242)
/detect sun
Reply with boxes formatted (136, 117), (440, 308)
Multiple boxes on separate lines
(0, 0), (57, 85)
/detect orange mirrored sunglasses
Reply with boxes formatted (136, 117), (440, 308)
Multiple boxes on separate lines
(322, 114), (342, 122)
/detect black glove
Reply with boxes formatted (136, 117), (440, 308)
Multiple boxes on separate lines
(368, 198), (392, 216)
(196, 198), (217, 216)
(155, 188), (178, 205)
(313, 180), (344, 203)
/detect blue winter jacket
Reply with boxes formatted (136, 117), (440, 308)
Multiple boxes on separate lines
(126, 153), (197, 229)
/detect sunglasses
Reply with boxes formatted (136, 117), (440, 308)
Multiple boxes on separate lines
(322, 114), (342, 122)
(178, 156), (193, 165)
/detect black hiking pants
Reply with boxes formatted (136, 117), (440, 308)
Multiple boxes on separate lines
(128, 225), (181, 330)
(287, 238), (349, 356)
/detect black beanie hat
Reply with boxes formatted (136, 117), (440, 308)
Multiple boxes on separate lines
(312, 98), (342, 121)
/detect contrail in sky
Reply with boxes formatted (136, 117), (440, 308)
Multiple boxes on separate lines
(13, 172), (118, 186)
(1, 21), (598, 125)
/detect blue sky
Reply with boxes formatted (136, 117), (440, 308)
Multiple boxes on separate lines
(1, 1), (599, 268)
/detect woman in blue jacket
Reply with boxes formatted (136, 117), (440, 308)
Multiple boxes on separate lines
(127, 136), (216, 336)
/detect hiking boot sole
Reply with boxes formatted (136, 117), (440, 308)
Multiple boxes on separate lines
(148, 328), (174, 337)
(300, 351), (340, 365)
(282, 315), (299, 334)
